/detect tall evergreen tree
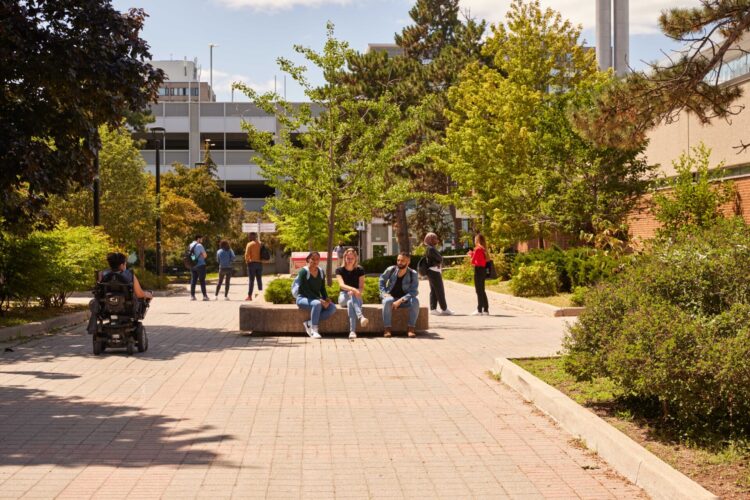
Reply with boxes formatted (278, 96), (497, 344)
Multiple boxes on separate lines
(338, 0), (486, 251)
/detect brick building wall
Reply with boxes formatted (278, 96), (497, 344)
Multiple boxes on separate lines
(628, 175), (750, 244)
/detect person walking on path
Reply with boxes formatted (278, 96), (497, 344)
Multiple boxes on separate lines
(215, 240), (235, 300)
(296, 251), (336, 339)
(468, 233), (490, 315)
(379, 252), (420, 338)
(424, 233), (453, 316)
(333, 242), (345, 268)
(335, 248), (369, 339)
(189, 235), (209, 301)
(244, 232), (263, 301)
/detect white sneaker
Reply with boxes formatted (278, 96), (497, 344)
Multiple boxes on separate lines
(430, 309), (442, 316)
(310, 327), (322, 339)
(303, 321), (312, 336)
(359, 316), (369, 327)
(349, 331), (357, 339)
(471, 311), (483, 316)
(441, 309), (454, 316)
(483, 312), (490, 316)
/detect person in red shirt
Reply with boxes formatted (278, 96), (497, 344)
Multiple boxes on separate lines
(468, 234), (489, 315)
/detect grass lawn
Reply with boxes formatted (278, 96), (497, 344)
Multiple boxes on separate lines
(512, 357), (750, 499)
(0, 303), (89, 329)
(486, 280), (574, 308)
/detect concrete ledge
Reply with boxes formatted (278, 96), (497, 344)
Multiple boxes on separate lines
(240, 304), (428, 334)
(0, 311), (89, 343)
(493, 357), (718, 500)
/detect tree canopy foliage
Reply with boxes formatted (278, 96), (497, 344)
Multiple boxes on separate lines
(438, 0), (653, 246)
(0, 0), (163, 231)
(235, 23), (410, 282)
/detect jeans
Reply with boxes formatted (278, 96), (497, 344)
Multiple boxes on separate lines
(426, 269), (448, 311)
(247, 262), (263, 295)
(296, 297), (336, 326)
(382, 296), (420, 328)
(474, 266), (489, 313)
(338, 291), (364, 332)
(190, 265), (207, 298)
(216, 268), (233, 297)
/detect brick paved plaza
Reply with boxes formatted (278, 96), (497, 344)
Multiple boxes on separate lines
(0, 279), (645, 499)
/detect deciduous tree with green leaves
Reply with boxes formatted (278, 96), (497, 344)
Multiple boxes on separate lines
(0, 0), (162, 231)
(235, 23), (410, 283)
(439, 0), (652, 247)
(49, 125), (155, 253)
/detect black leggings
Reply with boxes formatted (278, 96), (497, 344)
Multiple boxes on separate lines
(474, 266), (489, 313)
(216, 268), (232, 297)
(427, 269), (448, 311)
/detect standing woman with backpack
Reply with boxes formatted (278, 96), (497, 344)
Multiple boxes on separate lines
(468, 233), (490, 315)
(294, 251), (336, 339)
(424, 233), (452, 316)
(215, 240), (235, 300)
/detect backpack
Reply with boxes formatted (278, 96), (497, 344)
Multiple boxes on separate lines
(182, 242), (197, 270)
(291, 266), (326, 299)
(416, 256), (429, 277)
(260, 244), (271, 261)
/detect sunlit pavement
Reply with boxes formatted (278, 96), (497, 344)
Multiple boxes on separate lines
(0, 276), (644, 499)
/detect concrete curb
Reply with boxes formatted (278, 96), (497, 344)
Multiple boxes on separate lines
(493, 357), (718, 500)
(0, 311), (89, 343)
(443, 280), (584, 317)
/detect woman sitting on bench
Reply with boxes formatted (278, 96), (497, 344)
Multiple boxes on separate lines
(295, 251), (335, 339)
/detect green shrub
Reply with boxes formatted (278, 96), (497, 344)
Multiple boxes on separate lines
(132, 268), (170, 290)
(510, 262), (558, 297)
(442, 257), (474, 284)
(3, 224), (110, 308)
(570, 286), (589, 307)
(512, 247), (620, 292)
(563, 218), (750, 437)
(265, 276), (381, 304)
(360, 255), (397, 274)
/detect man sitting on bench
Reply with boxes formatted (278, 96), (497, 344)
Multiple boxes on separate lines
(379, 252), (420, 338)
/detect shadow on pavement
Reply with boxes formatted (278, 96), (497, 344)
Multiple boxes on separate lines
(0, 385), (235, 468)
(0, 325), (299, 365)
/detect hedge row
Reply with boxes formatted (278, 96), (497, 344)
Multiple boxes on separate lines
(265, 276), (382, 304)
(0, 225), (110, 310)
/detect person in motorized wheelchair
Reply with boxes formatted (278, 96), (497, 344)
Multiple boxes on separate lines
(87, 252), (153, 355)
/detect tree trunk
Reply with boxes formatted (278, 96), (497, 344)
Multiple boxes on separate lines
(394, 202), (410, 253)
(326, 198), (336, 286)
(449, 203), (461, 249)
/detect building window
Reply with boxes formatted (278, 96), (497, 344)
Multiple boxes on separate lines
(191, 87), (199, 96)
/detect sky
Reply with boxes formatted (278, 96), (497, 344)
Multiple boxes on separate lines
(112, 0), (696, 102)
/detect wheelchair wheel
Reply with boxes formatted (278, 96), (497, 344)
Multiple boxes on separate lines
(136, 325), (147, 353)
(93, 337), (105, 355)
(126, 338), (135, 355)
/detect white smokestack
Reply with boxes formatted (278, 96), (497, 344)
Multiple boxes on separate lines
(614, 0), (630, 76)
(596, 0), (612, 70)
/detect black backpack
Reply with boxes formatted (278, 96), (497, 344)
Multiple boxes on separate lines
(182, 243), (197, 269)
(417, 256), (429, 277)
(260, 244), (271, 261)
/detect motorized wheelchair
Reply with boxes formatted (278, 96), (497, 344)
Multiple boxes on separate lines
(91, 272), (150, 355)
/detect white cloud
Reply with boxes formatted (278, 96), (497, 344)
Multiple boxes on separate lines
(210, 69), (277, 100)
(460, 0), (695, 35)
(215, 0), (352, 11)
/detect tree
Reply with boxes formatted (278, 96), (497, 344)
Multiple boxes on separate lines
(235, 23), (410, 283)
(161, 163), (238, 248)
(653, 144), (735, 234)
(339, 0), (486, 251)
(573, 0), (750, 150)
(0, 0), (163, 231)
(48, 125), (155, 252)
(440, 0), (606, 246)
(159, 187), (209, 261)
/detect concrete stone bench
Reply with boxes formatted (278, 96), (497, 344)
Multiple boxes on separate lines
(239, 304), (429, 334)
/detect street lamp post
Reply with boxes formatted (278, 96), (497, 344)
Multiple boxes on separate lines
(150, 127), (166, 279)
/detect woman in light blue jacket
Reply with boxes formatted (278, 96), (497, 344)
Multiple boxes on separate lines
(215, 240), (235, 300)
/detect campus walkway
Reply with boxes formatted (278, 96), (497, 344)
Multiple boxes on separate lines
(0, 278), (645, 499)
